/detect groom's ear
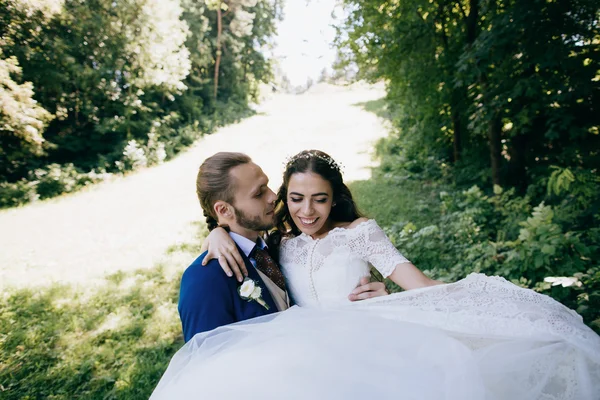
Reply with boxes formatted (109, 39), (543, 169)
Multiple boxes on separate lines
(214, 200), (233, 220)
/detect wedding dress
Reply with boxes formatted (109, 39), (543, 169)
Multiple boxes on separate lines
(151, 220), (600, 400)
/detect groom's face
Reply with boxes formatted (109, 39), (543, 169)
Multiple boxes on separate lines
(229, 162), (277, 232)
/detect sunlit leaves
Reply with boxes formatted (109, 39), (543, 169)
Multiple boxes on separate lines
(0, 51), (53, 176)
(0, 0), (281, 193)
(124, 0), (191, 92)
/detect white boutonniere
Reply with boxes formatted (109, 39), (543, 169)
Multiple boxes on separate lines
(238, 277), (270, 310)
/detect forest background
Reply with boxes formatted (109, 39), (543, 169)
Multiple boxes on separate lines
(0, 0), (599, 398)
(337, 0), (599, 332)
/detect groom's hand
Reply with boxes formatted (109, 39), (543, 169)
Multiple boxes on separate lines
(348, 277), (388, 301)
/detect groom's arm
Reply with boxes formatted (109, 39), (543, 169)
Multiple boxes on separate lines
(179, 255), (236, 342)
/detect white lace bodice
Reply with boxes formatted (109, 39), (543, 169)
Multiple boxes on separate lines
(280, 219), (409, 307)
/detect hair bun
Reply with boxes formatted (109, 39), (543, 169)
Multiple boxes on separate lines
(203, 210), (218, 231)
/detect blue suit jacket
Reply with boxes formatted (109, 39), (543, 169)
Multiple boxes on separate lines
(178, 247), (279, 342)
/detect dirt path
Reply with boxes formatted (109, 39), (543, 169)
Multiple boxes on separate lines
(0, 83), (388, 288)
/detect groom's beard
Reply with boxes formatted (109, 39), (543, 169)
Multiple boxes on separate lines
(234, 207), (274, 232)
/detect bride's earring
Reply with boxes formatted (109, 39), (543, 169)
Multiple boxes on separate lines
(332, 202), (337, 207)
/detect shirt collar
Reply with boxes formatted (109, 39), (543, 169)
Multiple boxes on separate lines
(229, 232), (267, 257)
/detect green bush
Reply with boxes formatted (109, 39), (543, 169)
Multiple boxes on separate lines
(1, 0), (279, 207)
(32, 164), (100, 199)
(385, 183), (600, 333)
(149, 116), (201, 160)
(0, 106), (249, 209)
(357, 94), (600, 333)
(0, 179), (39, 207)
(0, 164), (112, 207)
(115, 141), (149, 173)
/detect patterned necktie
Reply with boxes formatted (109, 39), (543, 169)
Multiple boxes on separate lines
(251, 246), (287, 291)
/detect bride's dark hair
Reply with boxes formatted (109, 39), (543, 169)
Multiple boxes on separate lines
(269, 150), (363, 248)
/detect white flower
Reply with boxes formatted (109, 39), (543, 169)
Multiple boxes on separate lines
(239, 278), (256, 297)
(250, 286), (262, 299)
(238, 277), (270, 311)
(544, 276), (582, 288)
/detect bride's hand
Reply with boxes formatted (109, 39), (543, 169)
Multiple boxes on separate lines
(201, 227), (247, 282)
(348, 277), (388, 301)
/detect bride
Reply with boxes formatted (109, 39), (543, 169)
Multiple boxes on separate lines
(151, 150), (600, 400)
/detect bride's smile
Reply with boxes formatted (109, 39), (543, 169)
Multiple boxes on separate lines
(286, 171), (335, 238)
(298, 217), (318, 225)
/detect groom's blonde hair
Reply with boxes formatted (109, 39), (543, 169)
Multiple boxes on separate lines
(196, 152), (252, 231)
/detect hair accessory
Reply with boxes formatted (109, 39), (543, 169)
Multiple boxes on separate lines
(284, 151), (344, 173)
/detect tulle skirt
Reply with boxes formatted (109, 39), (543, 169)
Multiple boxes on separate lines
(151, 274), (600, 400)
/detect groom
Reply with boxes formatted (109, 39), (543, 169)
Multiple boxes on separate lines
(178, 152), (388, 342)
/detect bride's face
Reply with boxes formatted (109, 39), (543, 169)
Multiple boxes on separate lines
(286, 172), (334, 238)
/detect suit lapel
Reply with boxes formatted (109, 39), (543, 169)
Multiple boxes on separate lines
(237, 245), (278, 313)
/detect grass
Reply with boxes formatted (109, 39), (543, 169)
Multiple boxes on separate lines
(352, 98), (392, 121)
(0, 93), (397, 399)
(349, 174), (445, 290)
(350, 96), (446, 230)
(0, 175), (436, 400)
(350, 96), (450, 289)
(0, 93), (521, 398)
(0, 224), (208, 399)
(3, 138), (596, 397)
(349, 176), (441, 229)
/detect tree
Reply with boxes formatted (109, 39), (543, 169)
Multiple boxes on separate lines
(1, 0), (191, 172)
(0, 51), (53, 179)
(0, 0), (283, 194)
(206, 0), (261, 99)
(336, 0), (599, 189)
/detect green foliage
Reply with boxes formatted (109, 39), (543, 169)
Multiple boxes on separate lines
(336, 0), (600, 188)
(0, 50), (53, 179)
(0, 163), (112, 207)
(31, 163), (110, 199)
(379, 181), (599, 333)
(349, 174), (440, 230)
(547, 166), (600, 210)
(0, 0), (282, 208)
(352, 98), (391, 121)
(358, 95), (599, 332)
(340, 0), (600, 331)
(0, 222), (209, 399)
(0, 269), (182, 399)
(0, 179), (39, 208)
(547, 166), (576, 196)
(0, 0), (191, 170)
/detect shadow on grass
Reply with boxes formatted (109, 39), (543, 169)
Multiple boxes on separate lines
(352, 97), (391, 120)
(349, 177), (441, 230)
(349, 174), (445, 294)
(0, 224), (208, 399)
(0, 177), (443, 399)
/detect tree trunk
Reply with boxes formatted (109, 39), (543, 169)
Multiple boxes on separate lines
(449, 87), (467, 163)
(466, 0), (479, 45)
(452, 109), (462, 162)
(488, 116), (502, 186)
(507, 134), (528, 192)
(213, 3), (223, 100)
(448, 0), (479, 163)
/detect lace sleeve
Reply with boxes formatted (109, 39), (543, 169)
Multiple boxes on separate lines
(349, 220), (410, 278)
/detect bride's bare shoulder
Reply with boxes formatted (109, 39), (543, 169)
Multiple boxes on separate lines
(350, 217), (370, 228)
(335, 217), (371, 230)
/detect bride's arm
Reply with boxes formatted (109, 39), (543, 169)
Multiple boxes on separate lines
(358, 218), (445, 291)
(201, 227), (248, 282)
(387, 263), (444, 290)
(348, 277), (389, 301)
